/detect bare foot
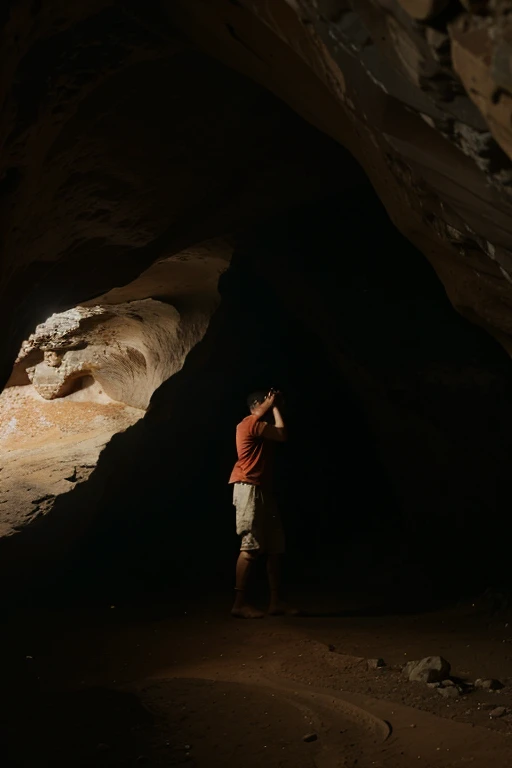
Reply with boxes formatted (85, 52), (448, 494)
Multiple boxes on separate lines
(268, 602), (301, 616)
(231, 604), (265, 619)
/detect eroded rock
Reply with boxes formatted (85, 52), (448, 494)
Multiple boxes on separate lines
(404, 656), (451, 683)
(367, 658), (386, 669)
(438, 685), (461, 698)
(475, 678), (505, 690)
(489, 706), (508, 718)
(14, 299), (207, 411)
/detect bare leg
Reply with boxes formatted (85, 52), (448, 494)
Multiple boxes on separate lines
(267, 554), (300, 616)
(231, 551), (264, 618)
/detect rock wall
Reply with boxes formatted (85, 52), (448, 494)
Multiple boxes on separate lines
(0, 1), (356, 388)
(0, 235), (231, 542)
(4, 0), (512, 382)
(10, 300), (209, 411)
(168, 0), (512, 355)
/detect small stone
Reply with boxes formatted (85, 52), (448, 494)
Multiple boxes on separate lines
(303, 733), (318, 743)
(475, 679), (504, 691)
(367, 658), (386, 669)
(438, 686), (460, 698)
(442, 679), (455, 687)
(402, 660), (419, 678)
(407, 656), (451, 684)
(489, 707), (507, 718)
(427, 682), (441, 688)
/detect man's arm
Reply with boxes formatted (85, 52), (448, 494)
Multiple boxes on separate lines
(262, 406), (287, 442)
(251, 392), (276, 421)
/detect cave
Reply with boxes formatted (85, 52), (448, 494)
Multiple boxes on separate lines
(4, 2), (512, 767)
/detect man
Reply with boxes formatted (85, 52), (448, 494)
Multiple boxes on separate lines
(229, 389), (294, 618)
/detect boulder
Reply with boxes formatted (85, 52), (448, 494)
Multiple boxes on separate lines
(405, 656), (451, 683)
(475, 678), (504, 691)
(367, 658), (386, 670)
(438, 686), (460, 698)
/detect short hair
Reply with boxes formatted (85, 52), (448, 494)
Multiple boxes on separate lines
(247, 390), (267, 410)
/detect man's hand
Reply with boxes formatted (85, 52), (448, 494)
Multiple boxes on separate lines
(252, 390), (276, 416)
(252, 390), (280, 420)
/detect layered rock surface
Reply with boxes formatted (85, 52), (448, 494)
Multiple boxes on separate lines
(11, 299), (206, 411)
(2, 0), (512, 371)
(0, 237), (231, 541)
(168, 0), (512, 354)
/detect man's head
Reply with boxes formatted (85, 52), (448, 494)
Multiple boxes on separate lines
(247, 390), (268, 413)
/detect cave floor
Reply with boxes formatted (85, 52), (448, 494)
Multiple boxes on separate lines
(3, 592), (512, 767)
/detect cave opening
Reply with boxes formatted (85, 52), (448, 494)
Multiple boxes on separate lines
(5, 180), (512, 767)
(8, 183), (511, 617)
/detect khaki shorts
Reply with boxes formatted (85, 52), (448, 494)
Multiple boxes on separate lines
(233, 482), (285, 554)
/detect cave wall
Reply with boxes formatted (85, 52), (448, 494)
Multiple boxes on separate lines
(0, 1), (357, 388)
(4, 0), (512, 380)
(9, 300), (204, 410)
(168, 0), (512, 355)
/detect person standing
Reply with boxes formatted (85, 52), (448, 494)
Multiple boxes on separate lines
(229, 389), (295, 618)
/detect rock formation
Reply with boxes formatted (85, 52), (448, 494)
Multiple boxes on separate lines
(169, 0), (512, 354)
(11, 299), (209, 411)
(0, 236), (231, 539)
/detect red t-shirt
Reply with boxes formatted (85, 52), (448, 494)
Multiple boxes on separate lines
(229, 415), (275, 486)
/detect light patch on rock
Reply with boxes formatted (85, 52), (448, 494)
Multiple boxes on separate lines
(403, 656), (451, 683)
(10, 299), (212, 410)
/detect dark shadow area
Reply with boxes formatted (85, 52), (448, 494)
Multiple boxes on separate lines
(2, 686), (155, 768)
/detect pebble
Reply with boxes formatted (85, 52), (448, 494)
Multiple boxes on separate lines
(427, 682), (441, 689)
(442, 679), (455, 687)
(367, 658), (386, 670)
(475, 679), (504, 691)
(438, 686), (460, 699)
(489, 707), (507, 718)
(303, 733), (318, 743)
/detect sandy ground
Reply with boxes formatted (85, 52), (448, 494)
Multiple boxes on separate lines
(0, 385), (141, 536)
(3, 592), (512, 767)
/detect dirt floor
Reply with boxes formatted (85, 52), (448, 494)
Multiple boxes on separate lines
(3, 589), (512, 768)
